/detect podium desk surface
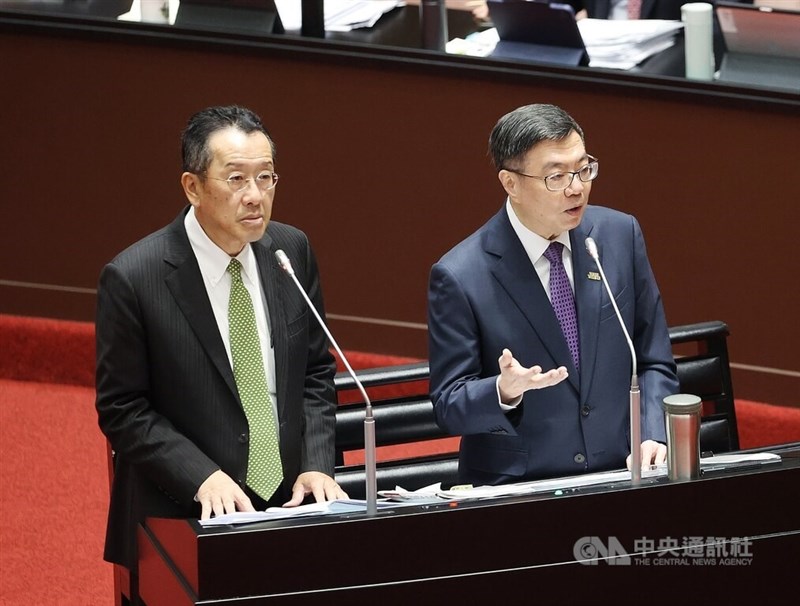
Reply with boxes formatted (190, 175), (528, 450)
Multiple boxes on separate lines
(138, 442), (800, 605)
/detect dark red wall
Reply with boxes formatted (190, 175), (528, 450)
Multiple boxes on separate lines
(0, 27), (797, 406)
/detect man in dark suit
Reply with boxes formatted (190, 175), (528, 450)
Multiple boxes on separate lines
(96, 106), (345, 580)
(428, 103), (678, 486)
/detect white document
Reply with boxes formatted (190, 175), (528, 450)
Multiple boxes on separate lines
(198, 499), (396, 527)
(447, 28), (500, 57)
(448, 21), (683, 70)
(577, 19), (684, 70)
(436, 482), (542, 500)
(577, 18), (684, 47)
(585, 37), (678, 70)
(700, 452), (781, 466)
(118, 0), (180, 25)
(274, 0), (405, 32)
(436, 466), (669, 500)
(200, 453), (781, 526)
(379, 482), (443, 499)
(381, 467), (668, 503)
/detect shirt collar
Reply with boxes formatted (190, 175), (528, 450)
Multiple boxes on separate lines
(184, 206), (258, 286)
(505, 199), (571, 262)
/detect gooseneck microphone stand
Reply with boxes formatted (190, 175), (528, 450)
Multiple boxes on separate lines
(275, 250), (378, 514)
(585, 238), (641, 485)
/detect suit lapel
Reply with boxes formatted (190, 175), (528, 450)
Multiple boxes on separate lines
(484, 210), (580, 393)
(252, 233), (290, 420)
(162, 212), (238, 398)
(571, 217), (601, 405)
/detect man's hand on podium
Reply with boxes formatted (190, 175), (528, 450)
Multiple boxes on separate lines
(197, 469), (255, 520)
(284, 471), (349, 507)
(626, 440), (667, 471)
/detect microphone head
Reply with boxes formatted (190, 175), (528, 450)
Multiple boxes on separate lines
(585, 237), (599, 260)
(275, 249), (295, 276)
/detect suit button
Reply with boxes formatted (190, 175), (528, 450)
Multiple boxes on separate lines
(581, 406), (591, 417)
(239, 433), (249, 444)
(574, 453), (586, 464)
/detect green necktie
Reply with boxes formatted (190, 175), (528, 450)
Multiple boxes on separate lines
(227, 258), (283, 501)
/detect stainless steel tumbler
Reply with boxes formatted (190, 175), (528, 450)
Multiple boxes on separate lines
(662, 394), (702, 481)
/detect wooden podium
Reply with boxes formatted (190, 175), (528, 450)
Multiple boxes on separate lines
(138, 444), (800, 605)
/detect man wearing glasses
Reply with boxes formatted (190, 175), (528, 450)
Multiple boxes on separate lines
(96, 106), (345, 583)
(428, 103), (678, 487)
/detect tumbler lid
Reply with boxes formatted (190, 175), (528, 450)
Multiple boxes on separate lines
(662, 394), (702, 415)
(681, 2), (713, 25)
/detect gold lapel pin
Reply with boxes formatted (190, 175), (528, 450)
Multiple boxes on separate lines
(587, 271), (601, 281)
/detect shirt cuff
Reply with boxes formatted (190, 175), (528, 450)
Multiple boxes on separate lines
(496, 376), (522, 411)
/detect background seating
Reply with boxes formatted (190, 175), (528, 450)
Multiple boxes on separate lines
(671, 321), (738, 454)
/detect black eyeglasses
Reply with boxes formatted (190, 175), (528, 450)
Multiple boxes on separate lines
(505, 156), (599, 192)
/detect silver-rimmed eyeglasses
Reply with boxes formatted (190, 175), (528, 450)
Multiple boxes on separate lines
(505, 156), (599, 192)
(206, 171), (279, 193)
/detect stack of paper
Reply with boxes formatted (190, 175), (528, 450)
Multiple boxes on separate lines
(448, 19), (684, 71)
(199, 498), (398, 527)
(577, 19), (684, 70)
(275, 0), (405, 32)
(118, 0), (179, 24)
(120, 1), (404, 33)
(447, 27), (501, 57)
(196, 452), (781, 526)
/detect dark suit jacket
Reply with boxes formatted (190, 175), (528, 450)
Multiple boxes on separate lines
(428, 205), (678, 486)
(95, 207), (336, 568)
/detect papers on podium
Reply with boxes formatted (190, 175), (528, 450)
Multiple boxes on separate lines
(118, 0), (179, 24)
(379, 469), (669, 503)
(198, 498), (399, 527)
(275, 0), (404, 32)
(577, 19), (684, 70)
(121, 1), (404, 32)
(381, 452), (781, 502)
(198, 452), (780, 526)
(448, 19), (684, 71)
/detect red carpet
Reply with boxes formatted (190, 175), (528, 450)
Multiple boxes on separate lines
(1, 313), (799, 605)
(737, 400), (800, 449)
(0, 379), (112, 605)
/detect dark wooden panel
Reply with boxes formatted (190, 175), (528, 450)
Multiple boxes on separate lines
(139, 447), (800, 604)
(0, 13), (797, 405)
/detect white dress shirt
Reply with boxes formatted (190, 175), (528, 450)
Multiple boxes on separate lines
(505, 199), (575, 296)
(496, 200), (576, 409)
(184, 206), (279, 418)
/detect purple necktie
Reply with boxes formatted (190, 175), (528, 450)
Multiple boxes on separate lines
(543, 242), (580, 370)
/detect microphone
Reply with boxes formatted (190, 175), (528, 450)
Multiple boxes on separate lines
(584, 237), (642, 485)
(274, 249), (378, 515)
